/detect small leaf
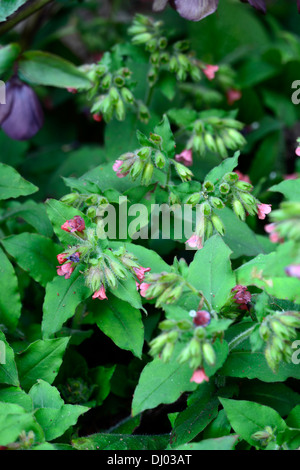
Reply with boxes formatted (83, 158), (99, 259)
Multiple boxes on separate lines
(0, 246), (22, 330)
(0, 163), (38, 200)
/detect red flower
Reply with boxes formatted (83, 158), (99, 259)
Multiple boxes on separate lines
(190, 368), (209, 384)
(257, 204), (272, 220)
(235, 170), (251, 184)
(193, 310), (211, 327)
(232, 285), (251, 310)
(57, 262), (75, 280)
(61, 216), (85, 233)
(93, 113), (102, 122)
(175, 149), (193, 167)
(264, 223), (283, 244)
(227, 88), (242, 106)
(92, 285), (108, 300)
(203, 64), (219, 81)
(57, 253), (68, 264)
(133, 266), (151, 282)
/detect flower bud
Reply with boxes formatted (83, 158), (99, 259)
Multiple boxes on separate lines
(87, 206), (97, 219)
(204, 133), (217, 153)
(61, 193), (80, 205)
(233, 199), (246, 221)
(115, 99), (125, 121)
(130, 159), (144, 180)
(174, 162), (193, 182)
(185, 192), (201, 206)
(203, 180), (215, 193)
(132, 33), (153, 45)
(211, 214), (225, 235)
(210, 197), (225, 210)
(215, 136), (228, 158)
(177, 319), (193, 330)
(161, 342), (175, 362)
(235, 181), (253, 191)
(159, 319), (176, 330)
(202, 342), (216, 366)
(104, 267), (117, 289)
(141, 162), (154, 186)
(223, 172), (239, 184)
(121, 87), (134, 104)
(219, 183), (230, 194)
(150, 333), (169, 355)
(279, 314), (300, 328)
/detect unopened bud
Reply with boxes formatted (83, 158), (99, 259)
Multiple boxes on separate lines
(141, 162), (154, 186)
(211, 215), (225, 235)
(202, 342), (216, 366)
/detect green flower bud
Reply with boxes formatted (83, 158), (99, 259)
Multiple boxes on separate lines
(177, 53), (191, 71)
(279, 314), (300, 328)
(224, 172), (239, 184)
(141, 162), (154, 186)
(190, 65), (201, 82)
(185, 192), (201, 206)
(203, 180), (215, 193)
(204, 133), (217, 153)
(202, 342), (216, 366)
(215, 136), (228, 159)
(109, 260), (128, 280)
(132, 32), (152, 45)
(158, 37), (168, 49)
(104, 267), (117, 289)
(121, 87), (134, 104)
(159, 320), (176, 330)
(174, 162), (193, 182)
(259, 324), (270, 341)
(193, 135), (206, 155)
(210, 197), (225, 210)
(150, 333), (169, 355)
(87, 206), (97, 219)
(146, 38), (159, 53)
(114, 76), (125, 88)
(194, 327), (206, 340)
(205, 220), (213, 239)
(161, 342), (175, 362)
(211, 214), (225, 235)
(177, 319), (193, 330)
(227, 129), (247, 147)
(189, 338), (201, 357)
(149, 133), (162, 145)
(219, 183), (230, 194)
(169, 56), (179, 73)
(233, 199), (246, 221)
(270, 320), (291, 340)
(61, 193), (80, 205)
(155, 152), (166, 169)
(115, 99), (125, 121)
(223, 118), (244, 130)
(235, 180), (253, 191)
(138, 103), (150, 123)
(101, 74), (112, 90)
(239, 192), (256, 206)
(130, 159), (144, 180)
(201, 201), (212, 216)
(160, 52), (170, 64)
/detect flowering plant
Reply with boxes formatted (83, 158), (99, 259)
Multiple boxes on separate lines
(0, 0), (300, 452)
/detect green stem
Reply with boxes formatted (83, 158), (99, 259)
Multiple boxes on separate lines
(184, 280), (211, 311)
(228, 325), (256, 352)
(0, 0), (54, 36)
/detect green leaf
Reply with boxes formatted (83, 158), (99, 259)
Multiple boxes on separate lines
(0, 246), (22, 330)
(0, 402), (44, 447)
(29, 380), (88, 441)
(0, 43), (21, 75)
(170, 382), (219, 447)
(3, 201), (53, 237)
(132, 348), (197, 416)
(91, 297), (144, 358)
(173, 435), (238, 451)
(19, 51), (92, 89)
(220, 350), (300, 382)
(90, 365), (116, 406)
(111, 242), (171, 274)
(111, 275), (143, 310)
(72, 433), (169, 451)
(2, 233), (60, 287)
(42, 267), (92, 338)
(286, 405), (300, 429)
(204, 153), (239, 185)
(0, 387), (32, 412)
(16, 338), (69, 391)
(0, 1), (27, 21)
(269, 179), (300, 202)
(220, 398), (287, 448)
(154, 114), (175, 159)
(0, 163), (38, 200)
(0, 330), (19, 386)
(187, 235), (236, 310)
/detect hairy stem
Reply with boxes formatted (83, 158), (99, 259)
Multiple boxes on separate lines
(228, 325), (256, 352)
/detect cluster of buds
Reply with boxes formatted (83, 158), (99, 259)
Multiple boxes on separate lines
(259, 312), (300, 371)
(186, 116), (247, 159)
(80, 59), (149, 123)
(219, 285), (252, 319)
(56, 216), (151, 300)
(149, 307), (216, 379)
(3, 431), (35, 450)
(140, 271), (184, 307)
(128, 15), (203, 86)
(112, 128), (193, 185)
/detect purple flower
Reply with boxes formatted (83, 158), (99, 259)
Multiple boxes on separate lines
(285, 265), (300, 280)
(153, 0), (219, 21)
(0, 78), (44, 141)
(240, 0), (266, 13)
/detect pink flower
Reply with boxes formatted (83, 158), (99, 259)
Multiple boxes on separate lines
(193, 310), (211, 327)
(133, 266), (151, 282)
(61, 216), (85, 233)
(235, 170), (251, 184)
(92, 285), (108, 300)
(227, 88), (242, 106)
(295, 147), (300, 157)
(93, 113), (102, 122)
(203, 64), (219, 81)
(257, 203), (272, 220)
(57, 262), (75, 280)
(264, 223), (283, 244)
(139, 283), (152, 298)
(285, 173), (298, 180)
(232, 285), (251, 310)
(113, 160), (129, 178)
(57, 253), (68, 264)
(67, 88), (77, 94)
(190, 368), (209, 384)
(285, 264), (300, 280)
(186, 234), (203, 250)
(175, 149), (193, 167)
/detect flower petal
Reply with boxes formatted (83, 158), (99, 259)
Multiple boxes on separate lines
(174, 0), (219, 21)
